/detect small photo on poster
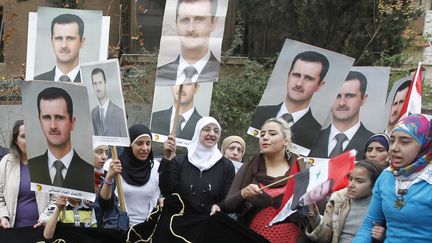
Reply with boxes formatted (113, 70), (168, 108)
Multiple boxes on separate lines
(80, 59), (130, 147)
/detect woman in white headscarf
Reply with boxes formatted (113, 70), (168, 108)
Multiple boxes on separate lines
(160, 116), (235, 216)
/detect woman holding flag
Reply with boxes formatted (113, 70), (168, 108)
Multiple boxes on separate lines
(354, 114), (432, 242)
(224, 118), (308, 242)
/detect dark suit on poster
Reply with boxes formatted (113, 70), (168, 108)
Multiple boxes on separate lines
(155, 52), (220, 86)
(151, 107), (202, 140)
(34, 67), (81, 82)
(91, 101), (128, 137)
(308, 123), (374, 160)
(28, 150), (94, 193)
(251, 103), (322, 149)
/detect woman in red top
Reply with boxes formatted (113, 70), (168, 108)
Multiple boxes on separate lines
(224, 118), (308, 242)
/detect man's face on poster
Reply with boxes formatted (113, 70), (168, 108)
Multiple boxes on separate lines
(51, 22), (84, 66)
(332, 79), (366, 122)
(389, 87), (409, 126)
(39, 98), (76, 149)
(92, 72), (107, 100)
(176, 0), (216, 54)
(171, 83), (199, 106)
(303, 180), (332, 205)
(286, 59), (325, 106)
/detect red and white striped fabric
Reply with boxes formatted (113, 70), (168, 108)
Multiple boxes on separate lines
(399, 62), (423, 120)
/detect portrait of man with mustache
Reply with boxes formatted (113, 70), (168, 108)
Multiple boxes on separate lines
(155, 0), (220, 86)
(28, 87), (94, 193)
(34, 13), (85, 82)
(309, 71), (374, 160)
(250, 51), (329, 149)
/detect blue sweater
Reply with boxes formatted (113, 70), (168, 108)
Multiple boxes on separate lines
(353, 168), (432, 242)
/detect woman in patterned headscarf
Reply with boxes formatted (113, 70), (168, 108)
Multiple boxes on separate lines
(354, 114), (432, 242)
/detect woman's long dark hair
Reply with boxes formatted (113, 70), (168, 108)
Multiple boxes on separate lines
(10, 120), (24, 160)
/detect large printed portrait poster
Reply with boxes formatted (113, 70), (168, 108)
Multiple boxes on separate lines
(25, 7), (110, 81)
(22, 81), (95, 201)
(248, 39), (355, 155)
(154, 0), (229, 86)
(308, 66), (390, 160)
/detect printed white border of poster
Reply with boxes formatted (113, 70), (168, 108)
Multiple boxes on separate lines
(25, 9), (109, 80)
(150, 82), (213, 147)
(31, 183), (95, 202)
(22, 81), (95, 201)
(80, 59), (130, 147)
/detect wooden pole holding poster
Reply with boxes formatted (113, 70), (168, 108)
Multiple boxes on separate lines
(112, 146), (126, 212)
(170, 84), (184, 137)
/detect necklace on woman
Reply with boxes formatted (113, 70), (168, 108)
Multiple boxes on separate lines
(394, 180), (412, 210)
(394, 188), (408, 210)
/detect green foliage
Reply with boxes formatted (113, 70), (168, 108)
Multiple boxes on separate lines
(121, 63), (155, 105)
(423, 79), (432, 111)
(235, 0), (422, 66)
(210, 59), (271, 158)
(48, 0), (86, 9)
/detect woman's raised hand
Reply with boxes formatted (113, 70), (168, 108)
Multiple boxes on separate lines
(163, 135), (177, 160)
(107, 159), (122, 181)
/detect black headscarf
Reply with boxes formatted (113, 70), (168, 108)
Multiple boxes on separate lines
(120, 124), (154, 186)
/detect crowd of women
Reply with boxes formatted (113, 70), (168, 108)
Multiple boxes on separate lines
(0, 113), (431, 242)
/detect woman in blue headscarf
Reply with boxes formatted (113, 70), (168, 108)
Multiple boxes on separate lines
(354, 114), (432, 242)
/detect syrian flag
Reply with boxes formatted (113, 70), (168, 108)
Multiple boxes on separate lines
(268, 150), (356, 226)
(400, 62), (423, 120)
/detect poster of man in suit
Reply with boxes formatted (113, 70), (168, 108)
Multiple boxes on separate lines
(384, 76), (412, 134)
(150, 82), (213, 147)
(25, 7), (109, 81)
(80, 59), (130, 147)
(155, 0), (229, 86)
(22, 81), (95, 201)
(248, 39), (355, 155)
(308, 67), (390, 160)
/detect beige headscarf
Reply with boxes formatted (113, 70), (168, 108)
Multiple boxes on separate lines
(221, 136), (246, 155)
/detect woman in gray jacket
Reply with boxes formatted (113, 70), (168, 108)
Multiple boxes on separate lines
(0, 120), (51, 228)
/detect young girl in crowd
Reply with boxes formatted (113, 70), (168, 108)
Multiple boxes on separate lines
(93, 142), (109, 193)
(354, 114), (432, 242)
(98, 124), (160, 227)
(305, 160), (384, 243)
(43, 195), (96, 240)
(364, 133), (390, 169)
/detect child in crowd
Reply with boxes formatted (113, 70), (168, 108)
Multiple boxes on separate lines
(93, 143), (110, 192)
(43, 195), (96, 240)
(305, 160), (385, 243)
